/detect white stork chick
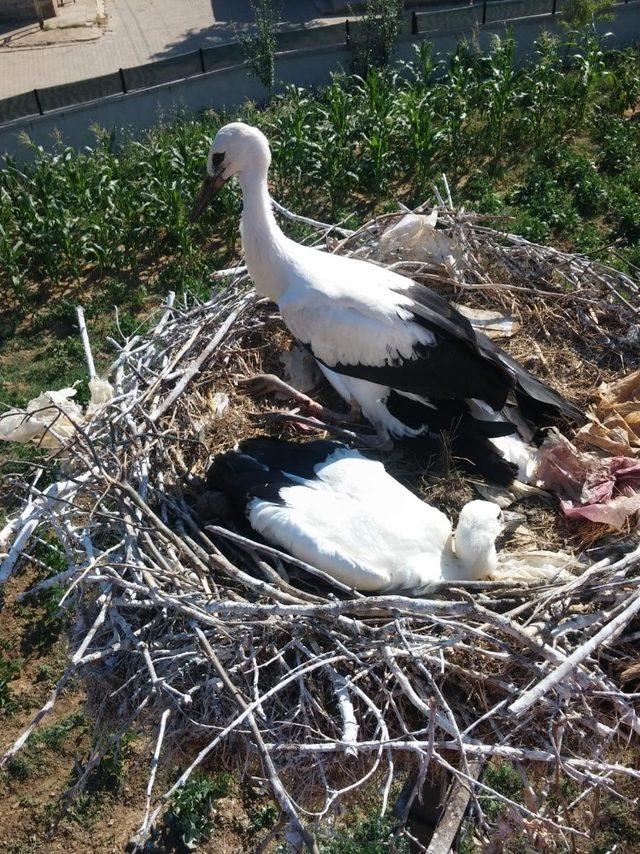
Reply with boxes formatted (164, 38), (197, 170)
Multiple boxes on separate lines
(208, 438), (571, 592)
(191, 122), (583, 486)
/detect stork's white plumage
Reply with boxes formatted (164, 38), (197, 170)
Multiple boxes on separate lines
(209, 438), (572, 592)
(192, 122), (584, 485)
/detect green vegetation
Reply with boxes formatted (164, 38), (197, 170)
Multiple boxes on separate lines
(6, 756), (32, 781)
(1, 712), (87, 784)
(317, 814), (410, 853)
(18, 584), (66, 655)
(0, 36), (638, 409)
(0, 641), (23, 714)
(352, 0), (405, 74)
(0, 24), (638, 852)
(240, 0), (280, 97)
(481, 762), (524, 820)
(162, 772), (232, 849)
(561, 0), (614, 34)
(593, 798), (640, 851)
(248, 803), (278, 832)
(30, 710), (87, 750)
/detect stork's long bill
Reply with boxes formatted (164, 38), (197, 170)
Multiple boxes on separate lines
(190, 151), (228, 221)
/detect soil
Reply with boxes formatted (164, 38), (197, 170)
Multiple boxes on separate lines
(0, 561), (266, 853)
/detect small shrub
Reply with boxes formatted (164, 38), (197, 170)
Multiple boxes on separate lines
(249, 803), (278, 833)
(164, 772), (231, 850)
(20, 585), (66, 655)
(35, 663), (57, 683)
(461, 172), (503, 214)
(560, 0), (614, 34)
(31, 711), (86, 750)
(597, 116), (639, 175)
(240, 0), (280, 98)
(481, 762), (523, 821)
(556, 152), (608, 216)
(86, 732), (134, 793)
(0, 644), (23, 715)
(319, 814), (409, 853)
(601, 47), (640, 114)
(609, 185), (640, 242)
(351, 0), (404, 75)
(6, 755), (32, 780)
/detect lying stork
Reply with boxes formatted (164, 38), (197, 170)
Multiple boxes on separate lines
(208, 438), (573, 592)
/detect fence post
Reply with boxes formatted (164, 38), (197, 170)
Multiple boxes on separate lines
(482, 0), (487, 23)
(345, 18), (351, 48)
(33, 89), (43, 115)
(119, 68), (127, 94)
(412, 11), (418, 34)
(199, 47), (206, 73)
(552, 0), (557, 13)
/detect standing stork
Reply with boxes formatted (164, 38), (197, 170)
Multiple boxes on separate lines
(191, 122), (583, 485)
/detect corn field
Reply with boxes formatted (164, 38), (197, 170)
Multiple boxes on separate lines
(0, 33), (639, 328)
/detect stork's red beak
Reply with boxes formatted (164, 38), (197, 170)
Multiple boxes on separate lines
(190, 172), (227, 222)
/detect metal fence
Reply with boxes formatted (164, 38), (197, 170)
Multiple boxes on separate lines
(0, 1), (625, 127)
(413, 0), (573, 31)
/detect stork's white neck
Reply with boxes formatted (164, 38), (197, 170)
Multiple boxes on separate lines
(238, 168), (291, 302)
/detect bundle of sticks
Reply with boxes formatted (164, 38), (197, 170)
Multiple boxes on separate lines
(1, 196), (638, 851)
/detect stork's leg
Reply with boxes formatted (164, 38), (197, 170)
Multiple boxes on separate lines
(239, 373), (394, 449)
(368, 421), (394, 452)
(237, 374), (348, 423)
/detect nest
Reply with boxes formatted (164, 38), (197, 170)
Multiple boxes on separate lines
(1, 198), (639, 851)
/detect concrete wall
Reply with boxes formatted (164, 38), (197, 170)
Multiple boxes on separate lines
(1, 2), (639, 162)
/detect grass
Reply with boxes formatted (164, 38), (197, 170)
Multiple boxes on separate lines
(0, 642), (23, 715)
(29, 710), (87, 750)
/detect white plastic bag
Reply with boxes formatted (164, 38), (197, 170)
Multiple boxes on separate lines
(379, 212), (468, 281)
(1, 378), (115, 450)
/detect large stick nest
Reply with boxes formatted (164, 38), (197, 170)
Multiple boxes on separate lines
(1, 201), (639, 850)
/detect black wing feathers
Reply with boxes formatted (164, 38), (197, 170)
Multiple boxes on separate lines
(206, 448), (289, 512)
(207, 438), (343, 516)
(475, 332), (586, 424)
(233, 437), (342, 480)
(318, 279), (581, 425)
(386, 392), (519, 485)
(324, 325), (512, 411)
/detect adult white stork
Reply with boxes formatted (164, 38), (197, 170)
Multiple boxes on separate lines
(191, 122), (583, 485)
(208, 438), (571, 592)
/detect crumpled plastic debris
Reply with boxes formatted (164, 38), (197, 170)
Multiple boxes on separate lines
(576, 369), (640, 457)
(492, 550), (578, 583)
(455, 304), (520, 339)
(378, 211), (469, 281)
(210, 392), (229, 418)
(535, 432), (640, 530)
(0, 380), (114, 450)
(280, 344), (321, 394)
(87, 377), (115, 415)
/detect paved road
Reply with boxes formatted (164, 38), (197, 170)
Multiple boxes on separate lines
(0, 0), (331, 99)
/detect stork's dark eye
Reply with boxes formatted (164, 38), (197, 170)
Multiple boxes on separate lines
(211, 152), (225, 168)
